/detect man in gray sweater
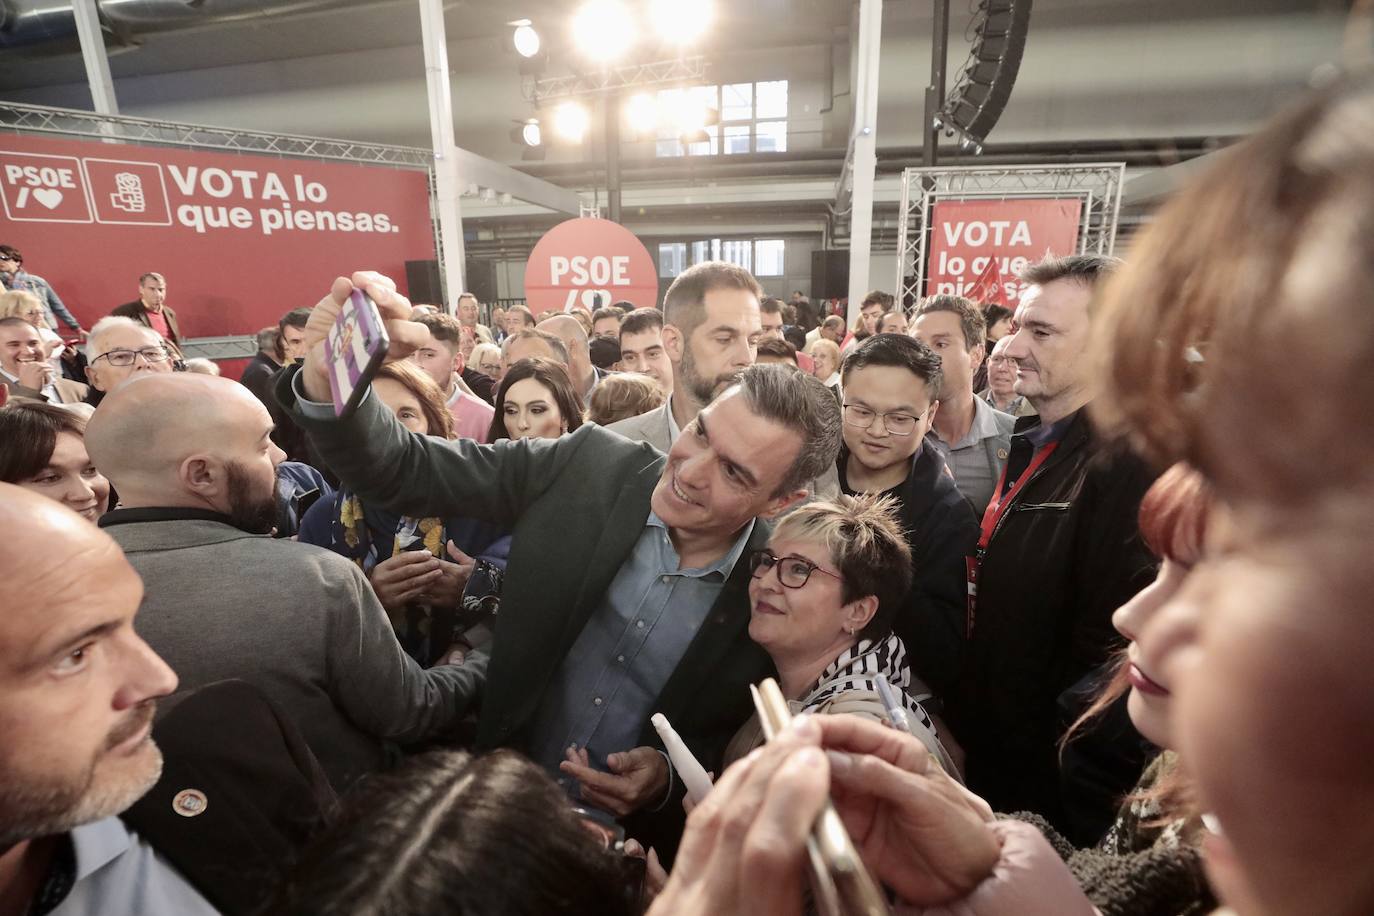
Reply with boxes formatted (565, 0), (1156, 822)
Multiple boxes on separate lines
(86, 372), (484, 789)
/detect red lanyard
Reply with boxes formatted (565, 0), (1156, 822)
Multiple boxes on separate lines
(978, 440), (1058, 548)
(965, 440), (1058, 637)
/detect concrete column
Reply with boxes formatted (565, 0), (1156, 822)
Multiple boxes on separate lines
(846, 0), (882, 328)
(418, 0), (466, 306)
(72, 0), (119, 116)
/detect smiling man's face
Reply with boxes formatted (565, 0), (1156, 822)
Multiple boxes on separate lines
(650, 388), (802, 546)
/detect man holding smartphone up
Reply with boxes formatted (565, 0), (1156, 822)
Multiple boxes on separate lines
(276, 267), (842, 860)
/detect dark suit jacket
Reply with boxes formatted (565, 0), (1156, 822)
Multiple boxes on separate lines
(122, 679), (336, 915)
(112, 300), (182, 345)
(277, 365), (773, 857)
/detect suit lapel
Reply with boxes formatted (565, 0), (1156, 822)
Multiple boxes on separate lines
(650, 520), (773, 727)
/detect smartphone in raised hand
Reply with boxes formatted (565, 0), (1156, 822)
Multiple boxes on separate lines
(323, 289), (390, 418)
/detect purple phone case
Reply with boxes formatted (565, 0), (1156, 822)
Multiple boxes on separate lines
(323, 289), (390, 418)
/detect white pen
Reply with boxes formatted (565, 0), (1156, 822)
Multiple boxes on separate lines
(650, 712), (714, 804)
(874, 674), (915, 736)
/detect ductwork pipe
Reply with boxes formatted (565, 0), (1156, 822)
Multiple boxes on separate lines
(0, 0), (367, 47)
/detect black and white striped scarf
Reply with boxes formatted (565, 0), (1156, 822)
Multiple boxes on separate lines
(799, 633), (938, 736)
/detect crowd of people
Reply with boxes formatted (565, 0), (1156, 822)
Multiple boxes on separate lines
(2, 72), (1373, 916)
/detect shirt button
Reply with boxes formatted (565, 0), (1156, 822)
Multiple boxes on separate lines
(594, 697), (603, 707)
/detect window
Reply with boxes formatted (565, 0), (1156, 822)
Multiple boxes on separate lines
(754, 240), (786, 277)
(655, 80), (788, 158)
(659, 243), (687, 278)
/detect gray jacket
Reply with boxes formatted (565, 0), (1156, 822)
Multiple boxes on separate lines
(100, 508), (485, 789)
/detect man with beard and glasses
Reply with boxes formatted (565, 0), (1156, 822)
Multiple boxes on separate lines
(0, 485), (337, 916)
(84, 373), (485, 790)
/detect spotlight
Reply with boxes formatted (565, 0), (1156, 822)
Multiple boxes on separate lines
(553, 102), (590, 142)
(510, 118), (542, 148)
(572, 0), (636, 62)
(624, 93), (658, 134)
(511, 20), (541, 57)
(648, 0), (711, 45)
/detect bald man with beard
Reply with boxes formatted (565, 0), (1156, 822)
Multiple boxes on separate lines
(86, 373), (486, 790)
(0, 485), (335, 916)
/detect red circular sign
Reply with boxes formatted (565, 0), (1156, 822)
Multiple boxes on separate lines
(525, 218), (658, 314)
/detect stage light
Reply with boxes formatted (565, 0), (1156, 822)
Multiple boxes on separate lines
(511, 21), (541, 58)
(624, 93), (658, 134)
(571, 0), (636, 61)
(553, 102), (590, 142)
(648, 0), (711, 45)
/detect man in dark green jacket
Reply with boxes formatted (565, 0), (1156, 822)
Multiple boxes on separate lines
(278, 265), (842, 858)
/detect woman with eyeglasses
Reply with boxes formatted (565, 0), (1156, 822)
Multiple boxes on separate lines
(722, 493), (958, 774)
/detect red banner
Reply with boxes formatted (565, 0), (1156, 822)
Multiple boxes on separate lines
(0, 133), (434, 339)
(524, 217), (658, 315)
(925, 198), (1082, 303)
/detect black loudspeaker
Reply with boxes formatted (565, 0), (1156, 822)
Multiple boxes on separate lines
(811, 250), (850, 300)
(939, 0), (1032, 150)
(405, 259), (443, 307)
(463, 259), (498, 306)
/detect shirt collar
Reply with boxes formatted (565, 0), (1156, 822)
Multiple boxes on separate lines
(645, 511), (756, 579)
(69, 817), (133, 883)
(664, 397), (682, 444)
(1021, 410), (1078, 449)
(949, 396), (1003, 450)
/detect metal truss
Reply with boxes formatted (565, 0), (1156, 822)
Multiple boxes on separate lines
(894, 163), (1125, 304)
(523, 56), (708, 102)
(0, 101), (434, 168)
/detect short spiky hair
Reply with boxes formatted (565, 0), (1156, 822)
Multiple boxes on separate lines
(771, 493), (913, 641)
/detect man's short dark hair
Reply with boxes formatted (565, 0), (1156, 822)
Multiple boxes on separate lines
(840, 333), (943, 406)
(506, 305), (536, 328)
(913, 295), (986, 351)
(663, 261), (763, 338)
(279, 307), (312, 334)
(760, 297), (784, 316)
(757, 338), (799, 365)
(503, 328), (569, 365)
(619, 307), (664, 339)
(860, 290), (894, 311)
(588, 335), (621, 370)
(414, 312), (463, 354)
(733, 364), (842, 496)
(982, 304), (1014, 328)
(1018, 253), (1122, 288)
